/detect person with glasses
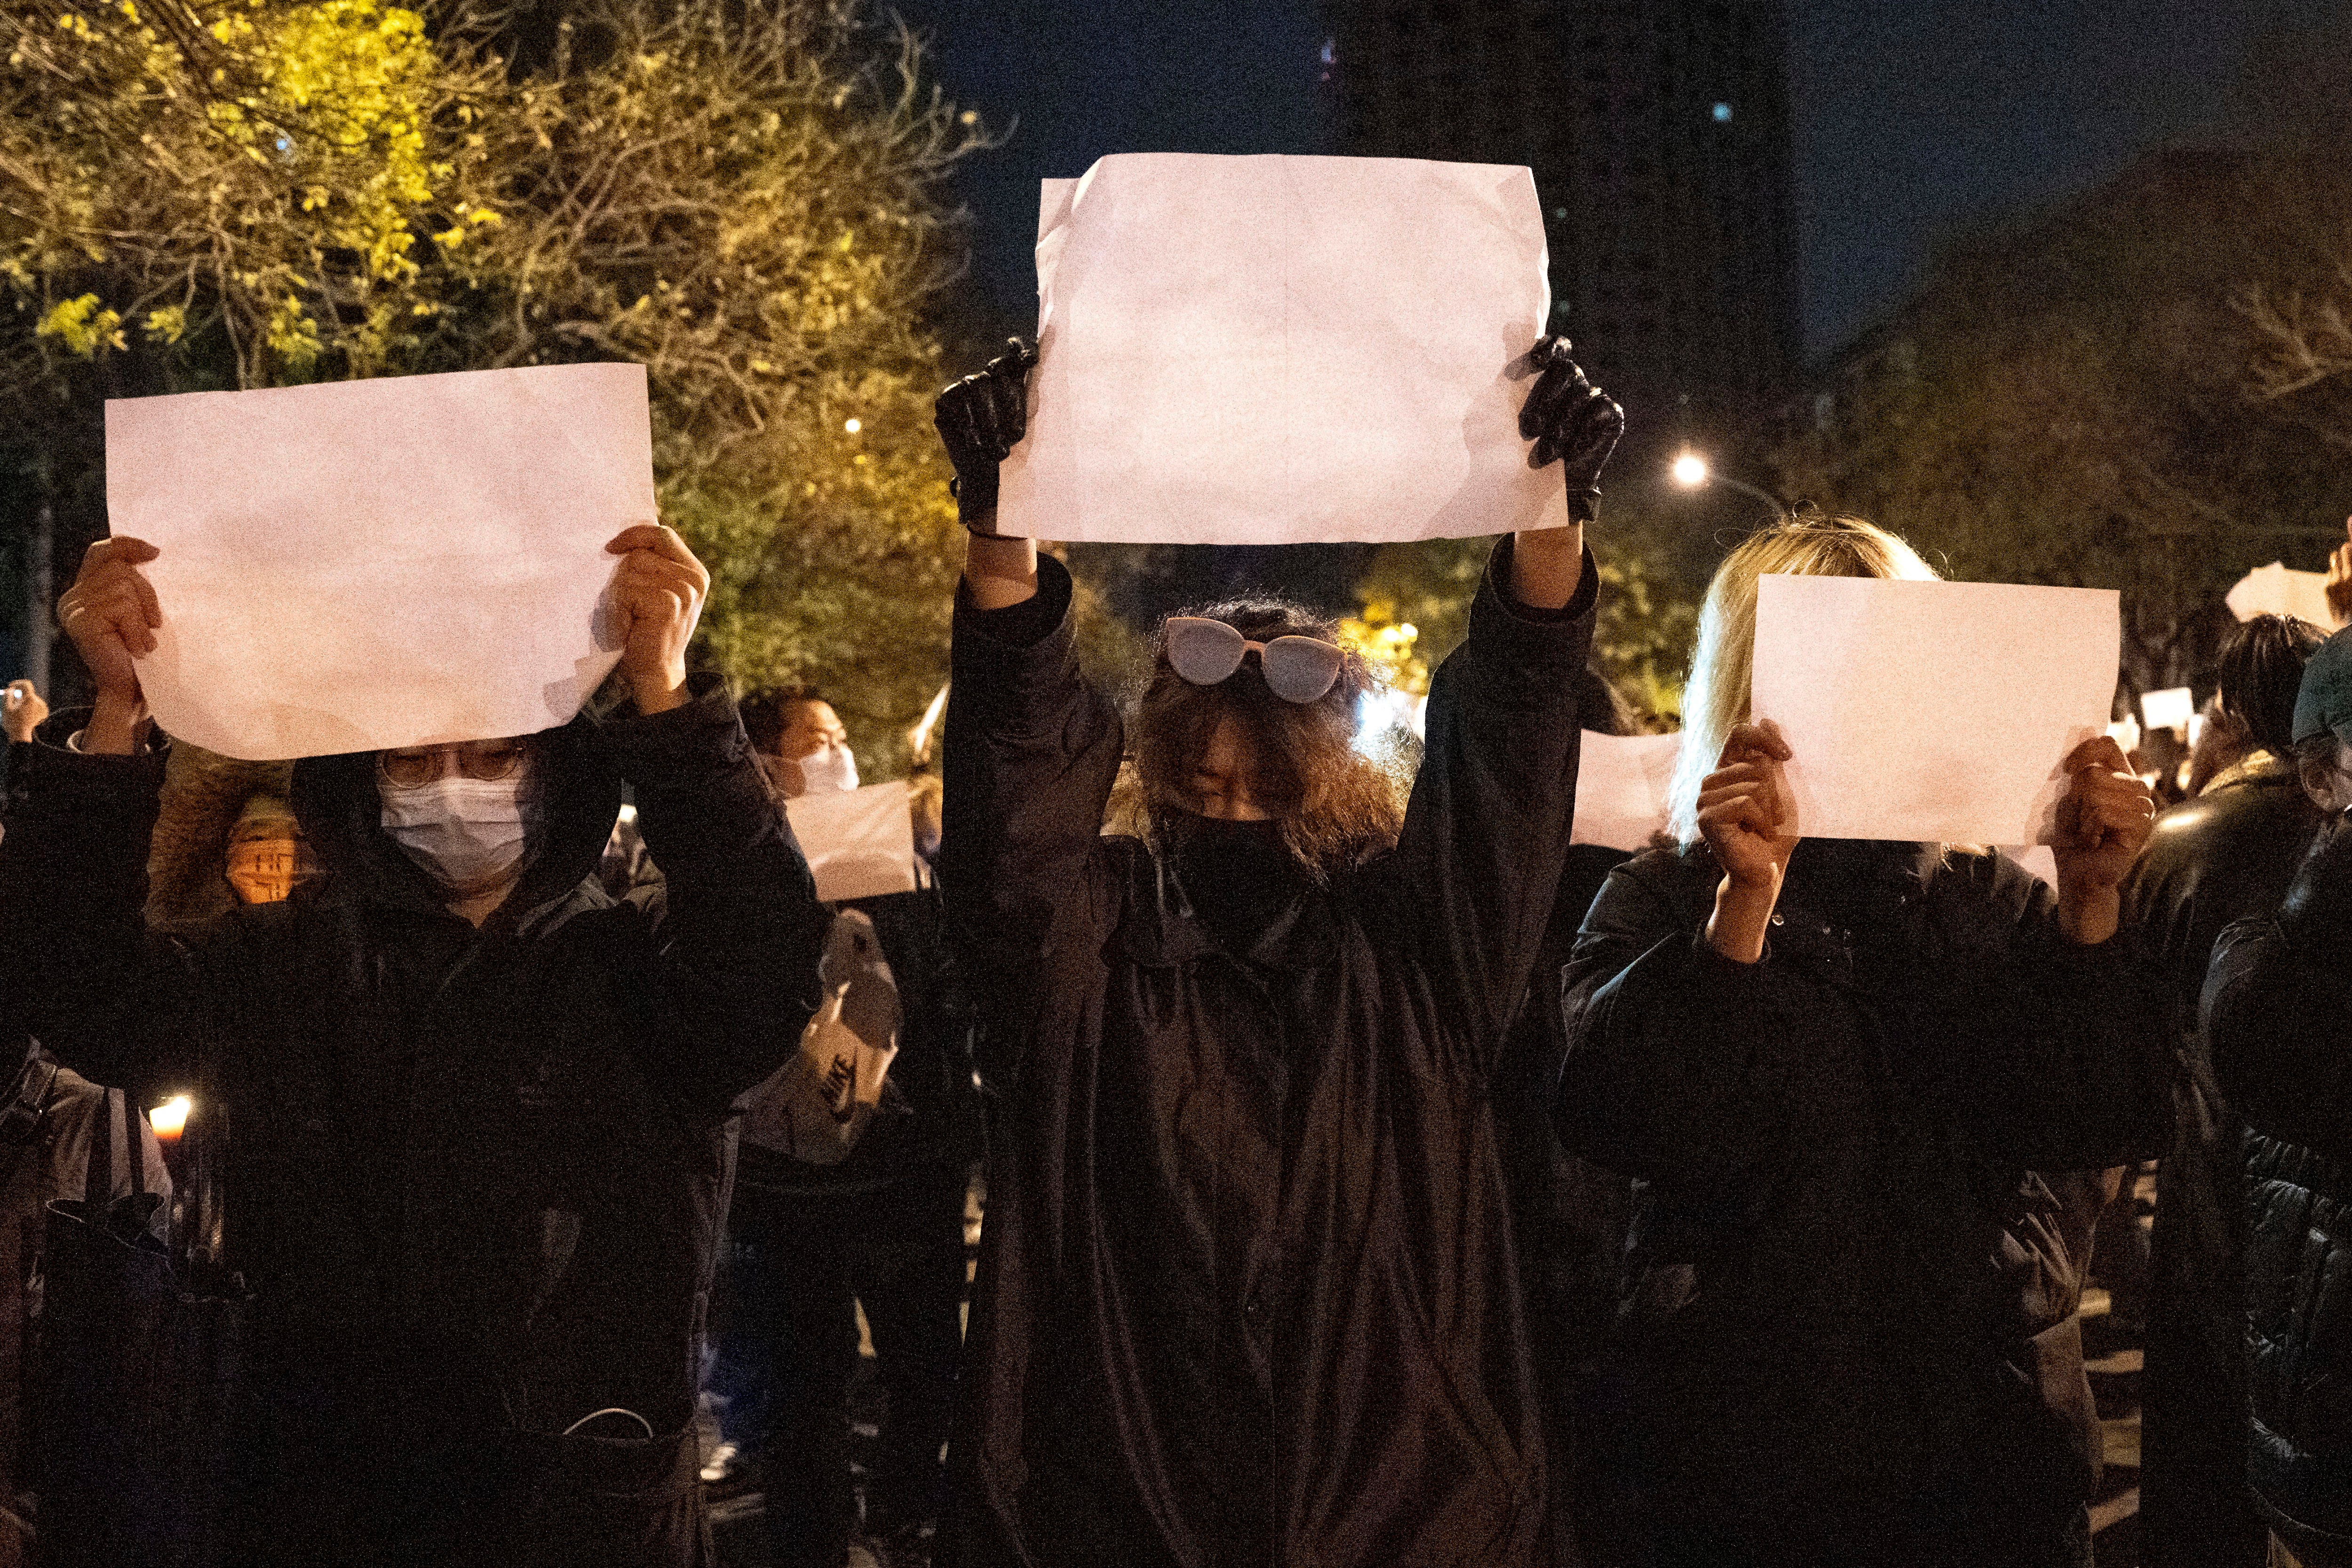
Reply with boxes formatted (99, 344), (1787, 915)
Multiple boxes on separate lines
(0, 522), (831, 1567)
(930, 337), (1620, 1568)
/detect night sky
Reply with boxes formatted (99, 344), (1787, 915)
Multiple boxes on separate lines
(894, 0), (2348, 365)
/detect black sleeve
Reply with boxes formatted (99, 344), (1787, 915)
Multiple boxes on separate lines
(1357, 536), (1597, 1077)
(0, 711), (196, 1105)
(2206, 915), (2352, 1158)
(1555, 853), (1828, 1186)
(601, 674), (831, 1122)
(939, 557), (1125, 1089)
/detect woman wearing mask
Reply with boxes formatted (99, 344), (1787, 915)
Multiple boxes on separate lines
(1557, 512), (2168, 1568)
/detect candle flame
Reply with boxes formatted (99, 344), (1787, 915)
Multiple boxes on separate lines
(149, 1095), (192, 1139)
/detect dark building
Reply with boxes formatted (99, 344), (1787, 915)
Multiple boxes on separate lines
(1320, 0), (1800, 443)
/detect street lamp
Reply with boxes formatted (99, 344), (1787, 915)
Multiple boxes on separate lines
(1670, 448), (1787, 518)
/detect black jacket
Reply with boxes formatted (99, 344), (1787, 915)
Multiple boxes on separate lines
(2205, 814), (2352, 1558)
(0, 678), (828, 1564)
(941, 544), (1595, 1568)
(2123, 754), (2319, 1567)
(1557, 839), (2167, 1566)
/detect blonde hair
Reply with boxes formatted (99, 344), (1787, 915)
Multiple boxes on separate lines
(1666, 512), (1940, 844)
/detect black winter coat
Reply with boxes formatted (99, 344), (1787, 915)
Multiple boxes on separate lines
(2123, 754), (2319, 1567)
(2205, 817), (2352, 1559)
(1557, 839), (2167, 1567)
(0, 678), (828, 1566)
(941, 545), (1595, 1568)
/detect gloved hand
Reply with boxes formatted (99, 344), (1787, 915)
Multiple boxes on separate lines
(1518, 336), (1625, 523)
(2280, 806), (2352, 964)
(934, 338), (1037, 533)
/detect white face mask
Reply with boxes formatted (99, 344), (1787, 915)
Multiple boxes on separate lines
(795, 741), (858, 795)
(380, 774), (529, 891)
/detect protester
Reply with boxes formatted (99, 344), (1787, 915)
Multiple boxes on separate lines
(706, 687), (979, 1568)
(0, 524), (829, 1567)
(2125, 612), (2327, 1568)
(1557, 511), (2168, 1568)
(2203, 627), (2352, 1568)
(932, 335), (1620, 1567)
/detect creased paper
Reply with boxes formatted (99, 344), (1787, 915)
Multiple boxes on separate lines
(1751, 575), (2120, 845)
(1572, 731), (1682, 852)
(2225, 561), (2337, 629)
(784, 780), (918, 903)
(105, 365), (649, 761)
(999, 153), (1566, 545)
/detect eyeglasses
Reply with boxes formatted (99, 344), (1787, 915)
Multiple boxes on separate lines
(1163, 618), (1346, 705)
(378, 740), (531, 790)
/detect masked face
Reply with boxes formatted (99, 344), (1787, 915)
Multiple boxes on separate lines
(765, 700), (856, 798)
(377, 750), (533, 896)
(226, 835), (304, 904)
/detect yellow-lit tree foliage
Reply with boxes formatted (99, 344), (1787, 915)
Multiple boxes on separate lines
(1, 0), (983, 763)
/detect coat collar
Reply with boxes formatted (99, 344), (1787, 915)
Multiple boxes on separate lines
(1114, 846), (1345, 972)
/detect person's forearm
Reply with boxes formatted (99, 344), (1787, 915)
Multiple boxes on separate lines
(1509, 522), (1585, 610)
(964, 533), (1040, 611)
(1706, 873), (1780, 963)
(83, 692), (151, 755)
(2058, 886), (2121, 946)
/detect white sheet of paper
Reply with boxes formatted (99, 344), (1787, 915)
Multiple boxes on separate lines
(1571, 732), (1682, 852)
(1998, 844), (2059, 887)
(998, 153), (1566, 545)
(2225, 561), (2336, 629)
(1751, 575), (2120, 844)
(2140, 686), (2194, 732)
(106, 365), (648, 761)
(785, 781), (918, 903)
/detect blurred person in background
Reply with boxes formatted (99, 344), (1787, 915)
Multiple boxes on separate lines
(2126, 613), (2328, 1568)
(708, 688), (979, 1568)
(2203, 627), (2352, 1568)
(1558, 511), (2168, 1568)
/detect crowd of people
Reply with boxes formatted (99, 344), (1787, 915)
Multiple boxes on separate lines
(0, 334), (2348, 1568)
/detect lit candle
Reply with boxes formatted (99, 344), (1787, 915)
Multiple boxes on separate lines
(149, 1095), (191, 1146)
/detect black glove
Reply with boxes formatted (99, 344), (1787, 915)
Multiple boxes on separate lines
(1518, 336), (1625, 524)
(933, 338), (1037, 532)
(2280, 806), (2352, 965)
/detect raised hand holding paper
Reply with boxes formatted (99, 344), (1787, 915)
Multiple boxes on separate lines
(1750, 575), (2120, 845)
(1572, 732), (1682, 852)
(998, 153), (1566, 545)
(103, 364), (650, 761)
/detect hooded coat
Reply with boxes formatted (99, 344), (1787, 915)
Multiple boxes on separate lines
(939, 543), (1596, 1568)
(1557, 839), (2168, 1567)
(0, 677), (827, 1567)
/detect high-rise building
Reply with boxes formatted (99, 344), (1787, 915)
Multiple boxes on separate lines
(1319, 0), (1800, 438)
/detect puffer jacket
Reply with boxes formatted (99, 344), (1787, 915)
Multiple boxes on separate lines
(0, 677), (828, 1568)
(1558, 837), (2168, 1567)
(2205, 812), (2352, 1561)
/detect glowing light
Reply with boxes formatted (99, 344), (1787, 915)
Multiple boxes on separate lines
(1712, 103), (1733, 122)
(149, 1095), (191, 1141)
(1671, 450), (1709, 488)
(843, 417), (862, 434)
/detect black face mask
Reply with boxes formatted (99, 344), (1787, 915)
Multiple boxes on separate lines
(1166, 813), (1306, 956)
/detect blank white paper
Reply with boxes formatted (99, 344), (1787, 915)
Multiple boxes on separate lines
(2140, 686), (2194, 732)
(105, 365), (649, 761)
(2225, 561), (2337, 630)
(998, 153), (1568, 545)
(1751, 575), (2120, 845)
(785, 781), (918, 903)
(1572, 731), (1682, 852)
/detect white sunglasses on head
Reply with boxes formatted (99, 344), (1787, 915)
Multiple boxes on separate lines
(1163, 617), (1346, 705)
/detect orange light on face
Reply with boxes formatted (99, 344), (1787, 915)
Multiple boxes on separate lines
(227, 837), (300, 904)
(149, 1095), (191, 1144)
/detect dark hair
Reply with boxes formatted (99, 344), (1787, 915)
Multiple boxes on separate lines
(738, 686), (828, 755)
(1133, 597), (1401, 880)
(2213, 614), (2326, 758)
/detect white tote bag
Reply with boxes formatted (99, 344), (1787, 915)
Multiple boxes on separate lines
(735, 907), (901, 1164)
